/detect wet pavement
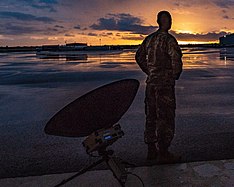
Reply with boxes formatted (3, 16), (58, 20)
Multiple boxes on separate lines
(0, 49), (234, 178)
(1, 159), (234, 186)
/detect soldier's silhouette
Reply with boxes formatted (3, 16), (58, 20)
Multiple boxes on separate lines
(135, 11), (183, 164)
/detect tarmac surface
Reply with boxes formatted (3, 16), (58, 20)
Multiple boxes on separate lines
(1, 68), (234, 179)
(1, 159), (234, 187)
(1, 50), (234, 179)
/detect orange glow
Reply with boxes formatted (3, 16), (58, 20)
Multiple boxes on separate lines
(1, 0), (234, 46)
(43, 32), (220, 46)
(175, 30), (195, 34)
(178, 41), (217, 45)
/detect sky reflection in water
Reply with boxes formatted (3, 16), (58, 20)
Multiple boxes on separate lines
(0, 48), (234, 86)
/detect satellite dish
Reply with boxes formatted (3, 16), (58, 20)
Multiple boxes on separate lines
(44, 79), (140, 137)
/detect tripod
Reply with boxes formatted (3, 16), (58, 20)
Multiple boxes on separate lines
(54, 147), (131, 187)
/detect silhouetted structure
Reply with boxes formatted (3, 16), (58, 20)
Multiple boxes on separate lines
(41, 45), (60, 51)
(220, 34), (234, 46)
(65, 42), (87, 50)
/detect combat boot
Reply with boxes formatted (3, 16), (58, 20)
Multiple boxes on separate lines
(147, 143), (158, 160)
(156, 150), (181, 164)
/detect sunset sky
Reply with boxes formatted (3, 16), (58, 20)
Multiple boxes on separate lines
(0, 0), (234, 46)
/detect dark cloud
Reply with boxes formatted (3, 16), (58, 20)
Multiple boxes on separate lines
(0, 22), (63, 36)
(90, 13), (157, 35)
(220, 7), (234, 20)
(118, 30), (228, 42)
(222, 15), (234, 19)
(21, 0), (58, 12)
(0, 11), (55, 23)
(39, 0), (58, 4)
(173, 0), (234, 9)
(122, 30), (228, 42)
(74, 25), (81, 29)
(222, 10), (227, 13)
(91, 17), (116, 30)
(44, 26), (70, 35)
(64, 33), (75, 37)
(88, 32), (98, 36)
(0, 24), (43, 35)
(47, 28), (58, 32)
(173, 1), (192, 7)
(122, 35), (144, 40)
(55, 25), (64, 28)
(171, 31), (229, 41)
(223, 15), (230, 19)
(107, 13), (143, 25)
(99, 32), (114, 37)
(31, 4), (56, 12)
(212, 0), (234, 8)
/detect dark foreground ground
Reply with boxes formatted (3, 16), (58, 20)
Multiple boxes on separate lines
(0, 50), (234, 178)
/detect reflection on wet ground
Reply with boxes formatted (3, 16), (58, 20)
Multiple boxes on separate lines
(0, 50), (138, 76)
(181, 47), (234, 68)
(1, 48), (234, 68)
(0, 48), (234, 85)
(37, 54), (88, 61)
(1, 47), (234, 178)
(220, 47), (234, 61)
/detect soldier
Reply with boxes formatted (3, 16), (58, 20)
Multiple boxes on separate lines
(135, 11), (183, 164)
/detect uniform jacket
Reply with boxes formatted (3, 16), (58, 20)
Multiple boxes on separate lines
(135, 29), (183, 85)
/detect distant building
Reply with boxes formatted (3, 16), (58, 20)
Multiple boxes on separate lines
(85, 46), (110, 51)
(41, 45), (60, 51)
(65, 42), (87, 49)
(219, 34), (234, 46)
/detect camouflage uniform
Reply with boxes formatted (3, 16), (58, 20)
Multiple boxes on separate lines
(135, 30), (182, 150)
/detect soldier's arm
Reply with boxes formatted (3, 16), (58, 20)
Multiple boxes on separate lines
(168, 37), (183, 80)
(135, 39), (149, 75)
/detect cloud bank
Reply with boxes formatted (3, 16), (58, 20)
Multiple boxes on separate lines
(90, 13), (227, 41)
(90, 13), (158, 35)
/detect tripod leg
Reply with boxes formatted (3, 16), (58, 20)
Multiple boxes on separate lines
(54, 158), (105, 187)
(107, 165), (126, 187)
(106, 158), (127, 187)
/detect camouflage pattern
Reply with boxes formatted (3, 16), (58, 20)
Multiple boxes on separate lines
(135, 29), (183, 149)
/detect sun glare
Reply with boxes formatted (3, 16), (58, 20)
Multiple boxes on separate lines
(176, 30), (195, 34)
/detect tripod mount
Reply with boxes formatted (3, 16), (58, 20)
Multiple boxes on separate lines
(44, 79), (140, 186)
